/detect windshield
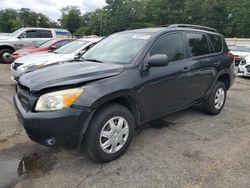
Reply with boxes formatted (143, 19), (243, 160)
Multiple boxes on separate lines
(229, 46), (250, 52)
(83, 33), (151, 64)
(38, 39), (55, 48)
(54, 40), (89, 54)
(10, 28), (25, 37)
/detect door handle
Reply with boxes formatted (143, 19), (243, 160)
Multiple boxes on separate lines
(182, 67), (190, 72)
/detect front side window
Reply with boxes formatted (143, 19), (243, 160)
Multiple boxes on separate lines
(25, 30), (39, 38)
(150, 33), (185, 62)
(186, 33), (210, 57)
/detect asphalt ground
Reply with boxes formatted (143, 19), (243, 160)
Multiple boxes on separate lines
(0, 64), (250, 188)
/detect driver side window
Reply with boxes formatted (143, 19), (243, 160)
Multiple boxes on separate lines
(150, 33), (185, 62)
(23, 30), (39, 38)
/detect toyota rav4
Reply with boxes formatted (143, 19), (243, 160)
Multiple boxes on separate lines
(14, 24), (235, 162)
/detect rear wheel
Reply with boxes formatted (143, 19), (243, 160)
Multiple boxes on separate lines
(0, 49), (14, 64)
(84, 104), (135, 162)
(202, 81), (227, 115)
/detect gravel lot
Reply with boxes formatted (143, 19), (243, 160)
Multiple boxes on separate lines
(0, 64), (250, 188)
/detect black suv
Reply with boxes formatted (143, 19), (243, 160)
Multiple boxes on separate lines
(14, 24), (235, 162)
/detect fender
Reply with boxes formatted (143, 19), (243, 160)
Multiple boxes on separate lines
(91, 89), (144, 124)
(206, 68), (232, 97)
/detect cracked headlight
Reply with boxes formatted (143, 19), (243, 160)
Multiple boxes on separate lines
(35, 88), (84, 111)
(23, 61), (49, 69)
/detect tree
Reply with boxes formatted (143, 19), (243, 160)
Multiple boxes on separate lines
(0, 9), (19, 32)
(0, 8), (58, 33)
(60, 6), (82, 33)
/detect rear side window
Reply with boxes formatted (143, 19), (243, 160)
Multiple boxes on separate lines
(186, 33), (210, 57)
(208, 34), (223, 53)
(150, 33), (185, 62)
(39, 30), (53, 38)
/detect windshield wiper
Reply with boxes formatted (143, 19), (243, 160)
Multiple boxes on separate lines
(84, 59), (103, 63)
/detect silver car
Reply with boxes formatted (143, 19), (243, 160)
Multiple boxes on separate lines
(0, 27), (71, 64)
(10, 37), (102, 81)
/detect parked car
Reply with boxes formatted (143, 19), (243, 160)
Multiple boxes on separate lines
(0, 27), (71, 64)
(11, 38), (75, 60)
(14, 24), (235, 162)
(228, 45), (250, 66)
(237, 57), (250, 77)
(10, 37), (102, 81)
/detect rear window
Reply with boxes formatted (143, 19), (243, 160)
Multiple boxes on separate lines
(209, 34), (223, 53)
(39, 30), (53, 38)
(186, 33), (210, 57)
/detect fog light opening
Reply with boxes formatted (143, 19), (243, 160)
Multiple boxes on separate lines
(45, 136), (56, 146)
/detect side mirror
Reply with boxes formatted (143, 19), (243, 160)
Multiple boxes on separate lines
(147, 54), (169, 67)
(18, 32), (26, 39)
(74, 50), (86, 59)
(49, 45), (57, 51)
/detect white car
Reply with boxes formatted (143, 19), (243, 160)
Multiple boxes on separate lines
(11, 37), (102, 81)
(229, 45), (250, 66)
(238, 56), (250, 77)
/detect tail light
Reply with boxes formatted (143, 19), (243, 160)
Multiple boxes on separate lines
(227, 52), (235, 61)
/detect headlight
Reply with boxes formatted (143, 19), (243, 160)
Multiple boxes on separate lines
(35, 88), (83, 111)
(23, 61), (49, 70)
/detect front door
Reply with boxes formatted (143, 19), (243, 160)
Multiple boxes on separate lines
(143, 32), (193, 121)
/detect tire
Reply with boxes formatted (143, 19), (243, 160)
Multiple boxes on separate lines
(84, 103), (135, 162)
(202, 81), (227, 115)
(0, 49), (14, 64)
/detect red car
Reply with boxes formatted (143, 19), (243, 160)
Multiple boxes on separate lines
(11, 38), (75, 60)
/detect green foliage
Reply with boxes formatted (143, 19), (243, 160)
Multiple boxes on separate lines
(0, 8), (58, 33)
(60, 6), (82, 33)
(0, 0), (250, 37)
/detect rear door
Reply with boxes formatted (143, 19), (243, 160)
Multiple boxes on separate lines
(36, 30), (53, 44)
(185, 32), (217, 101)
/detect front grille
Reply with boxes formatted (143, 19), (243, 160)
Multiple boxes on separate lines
(17, 85), (38, 111)
(12, 62), (23, 70)
(246, 65), (250, 72)
(18, 93), (31, 111)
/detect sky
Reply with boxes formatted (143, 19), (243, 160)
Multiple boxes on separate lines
(0, 0), (106, 21)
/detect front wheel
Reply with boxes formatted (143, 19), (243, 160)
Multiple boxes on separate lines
(0, 49), (14, 64)
(202, 81), (227, 115)
(84, 104), (135, 162)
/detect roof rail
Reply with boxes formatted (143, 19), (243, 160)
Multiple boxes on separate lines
(168, 24), (217, 32)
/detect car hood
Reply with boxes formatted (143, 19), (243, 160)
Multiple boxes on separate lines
(17, 47), (48, 54)
(16, 52), (73, 66)
(19, 61), (124, 92)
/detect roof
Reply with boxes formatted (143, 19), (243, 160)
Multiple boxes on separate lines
(122, 24), (219, 35)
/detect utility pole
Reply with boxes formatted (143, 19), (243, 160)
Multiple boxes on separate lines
(99, 10), (103, 36)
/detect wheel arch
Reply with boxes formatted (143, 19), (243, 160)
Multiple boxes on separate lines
(92, 96), (142, 127)
(0, 45), (16, 52)
(217, 73), (230, 90)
